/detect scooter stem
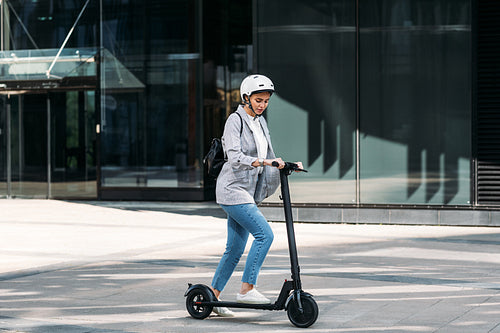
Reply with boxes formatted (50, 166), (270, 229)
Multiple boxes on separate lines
(279, 168), (302, 291)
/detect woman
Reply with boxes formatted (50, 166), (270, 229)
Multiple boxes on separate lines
(210, 74), (302, 317)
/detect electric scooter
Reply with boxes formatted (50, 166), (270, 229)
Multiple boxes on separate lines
(185, 162), (319, 328)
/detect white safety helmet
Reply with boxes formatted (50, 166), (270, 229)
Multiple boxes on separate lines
(239, 74), (275, 103)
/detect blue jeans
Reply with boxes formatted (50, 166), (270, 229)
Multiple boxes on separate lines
(211, 203), (274, 292)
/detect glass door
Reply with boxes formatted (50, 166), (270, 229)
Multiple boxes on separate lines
(50, 91), (97, 199)
(10, 94), (48, 198)
(2, 91), (97, 199)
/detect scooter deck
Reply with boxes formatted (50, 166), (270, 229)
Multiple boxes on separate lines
(200, 300), (281, 311)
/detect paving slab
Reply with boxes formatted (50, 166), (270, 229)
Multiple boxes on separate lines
(1, 200), (500, 332)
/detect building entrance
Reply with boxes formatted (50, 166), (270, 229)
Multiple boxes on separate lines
(0, 91), (96, 198)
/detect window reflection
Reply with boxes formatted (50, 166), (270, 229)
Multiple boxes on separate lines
(359, 0), (471, 205)
(257, 0), (471, 205)
(100, 0), (202, 188)
(257, 0), (357, 204)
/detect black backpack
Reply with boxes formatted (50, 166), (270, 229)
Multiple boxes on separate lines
(203, 113), (243, 179)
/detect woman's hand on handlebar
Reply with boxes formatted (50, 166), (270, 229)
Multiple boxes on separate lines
(268, 158), (285, 169)
(294, 161), (304, 172)
(271, 160), (307, 172)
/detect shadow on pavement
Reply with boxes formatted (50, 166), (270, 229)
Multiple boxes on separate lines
(72, 200), (228, 219)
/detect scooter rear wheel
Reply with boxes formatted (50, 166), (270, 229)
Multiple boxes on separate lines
(287, 294), (319, 328)
(185, 288), (213, 319)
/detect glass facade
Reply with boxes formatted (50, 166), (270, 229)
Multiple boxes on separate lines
(0, 0), (205, 199)
(100, 0), (202, 190)
(257, 0), (471, 205)
(0, 0), (98, 199)
(0, 0), (475, 207)
(359, 0), (471, 205)
(202, 0), (254, 196)
(256, 0), (357, 204)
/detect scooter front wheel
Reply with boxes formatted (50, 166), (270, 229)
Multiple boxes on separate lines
(287, 293), (319, 328)
(185, 288), (213, 319)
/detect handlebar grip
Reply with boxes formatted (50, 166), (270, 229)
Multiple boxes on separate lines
(271, 161), (308, 172)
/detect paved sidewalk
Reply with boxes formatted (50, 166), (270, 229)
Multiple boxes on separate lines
(1, 199), (500, 332)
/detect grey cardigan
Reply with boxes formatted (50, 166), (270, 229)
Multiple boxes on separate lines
(216, 106), (280, 205)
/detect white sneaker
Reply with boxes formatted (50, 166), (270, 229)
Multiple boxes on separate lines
(236, 289), (271, 304)
(212, 306), (235, 317)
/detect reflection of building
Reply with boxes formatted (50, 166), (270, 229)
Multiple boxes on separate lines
(0, 1), (498, 225)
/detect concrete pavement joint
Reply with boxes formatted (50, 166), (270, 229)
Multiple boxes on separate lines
(303, 271), (500, 291)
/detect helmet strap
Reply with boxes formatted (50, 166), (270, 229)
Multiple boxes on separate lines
(244, 96), (261, 119)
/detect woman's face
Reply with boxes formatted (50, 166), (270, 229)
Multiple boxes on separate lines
(248, 91), (271, 115)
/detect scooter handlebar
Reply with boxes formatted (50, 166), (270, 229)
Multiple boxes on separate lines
(271, 161), (308, 172)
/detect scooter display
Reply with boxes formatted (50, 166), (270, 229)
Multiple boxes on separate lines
(185, 162), (319, 328)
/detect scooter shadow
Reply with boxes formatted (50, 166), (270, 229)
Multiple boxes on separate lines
(204, 312), (299, 328)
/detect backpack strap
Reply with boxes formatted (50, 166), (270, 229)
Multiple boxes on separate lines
(235, 112), (243, 136)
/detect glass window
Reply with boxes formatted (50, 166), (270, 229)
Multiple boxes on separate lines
(51, 91), (97, 198)
(9, 94), (48, 198)
(100, 0), (202, 188)
(202, 0), (253, 192)
(257, 0), (357, 204)
(6, 0), (97, 49)
(2, 1), (98, 199)
(359, 0), (471, 205)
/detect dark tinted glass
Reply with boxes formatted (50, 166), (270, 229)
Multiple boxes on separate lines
(359, 0), (471, 204)
(6, 0), (97, 49)
(100, 0), (202, 188)
(257, 0), (357, 203)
